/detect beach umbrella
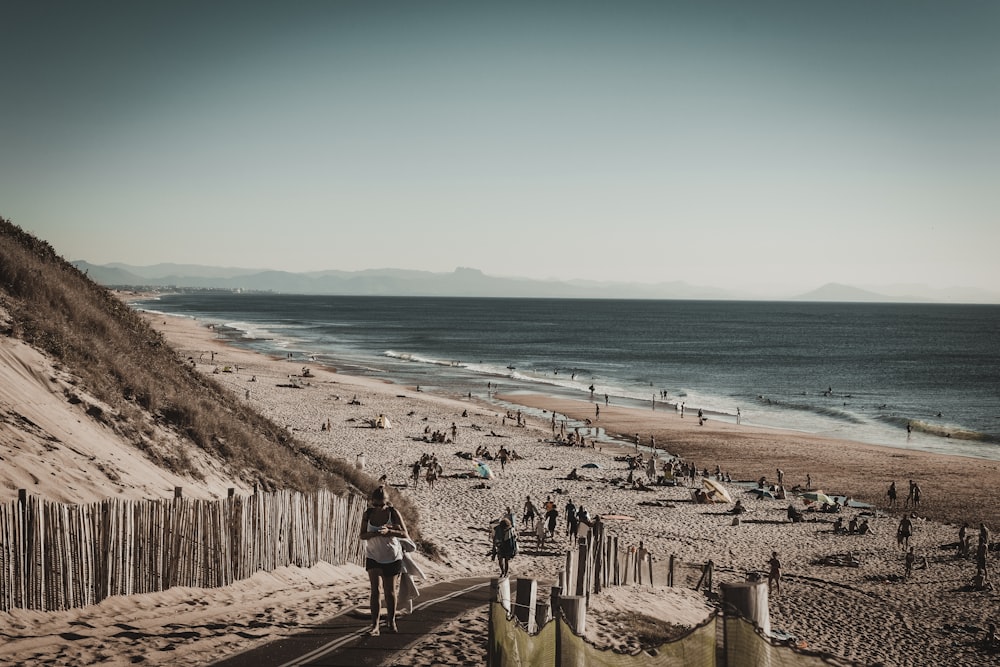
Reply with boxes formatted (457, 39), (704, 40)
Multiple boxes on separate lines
(474, 461), (493, 479)
(800, 490), (834, 505)
(749, 488), (776, 500)
(702, 478), (733, 504)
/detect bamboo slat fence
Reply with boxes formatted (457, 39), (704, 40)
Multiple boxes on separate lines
(0, 488), (366, 612)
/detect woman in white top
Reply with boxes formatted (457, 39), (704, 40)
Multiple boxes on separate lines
(359, 486), (409, 635)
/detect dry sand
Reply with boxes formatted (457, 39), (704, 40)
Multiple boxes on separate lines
(2, 311), (998, 666)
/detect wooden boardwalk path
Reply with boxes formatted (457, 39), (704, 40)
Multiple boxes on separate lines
(211, 577), (491, 667)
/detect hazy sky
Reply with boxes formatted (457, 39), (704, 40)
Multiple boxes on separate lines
(2, 1), (998, 294)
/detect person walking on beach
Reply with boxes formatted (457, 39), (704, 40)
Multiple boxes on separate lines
(887, 481), (898, 509)
(360, 486), (408, 636)
(523, 495), (538, 527)
(958, 523), (970, 558)
(911, 482), (922, 509)
(736, 407), (741, 425)
(492, 517), (517, 578)
(905, 479), (916, 508)
(545, 504), (559, 539)
(976, 539), (989, 583)
(768, 551), (782, 596)
(897, 516), (913, 550)
(565, 499), (578, 539)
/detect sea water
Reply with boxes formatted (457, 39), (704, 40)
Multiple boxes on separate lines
(134, 294), (1000, 461)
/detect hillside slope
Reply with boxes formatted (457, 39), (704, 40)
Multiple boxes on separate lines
(0, 322), (247, 502)
(0, 216), (378, 509)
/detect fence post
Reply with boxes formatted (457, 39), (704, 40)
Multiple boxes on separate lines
(668, 554), (675, 587)
(575, 539), (587, 596)
(721, 580), (771, 637)
(612, 536), (619, 585)
(17, 490), (28, 610)
(514, 578), (537, 633)
(592, 519), (603, 594)
(174, 487), (183, 499)
(488, 578), (498, 667)
(559, 594), (587, 635)
(551, 585), (562, 667)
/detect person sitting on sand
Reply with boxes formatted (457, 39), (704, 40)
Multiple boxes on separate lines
(833, 517), (845, 533)
(858, 519), (874, 535)
(787, 504), (804, 523)
(730, 499), (746, 515)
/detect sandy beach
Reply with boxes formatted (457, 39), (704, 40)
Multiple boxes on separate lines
(2, 311), (998, 666)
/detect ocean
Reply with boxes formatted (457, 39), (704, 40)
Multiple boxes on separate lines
(133, 294), (1000, 461)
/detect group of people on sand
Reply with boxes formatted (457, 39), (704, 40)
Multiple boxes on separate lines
(886, 479), (922, 510)
(420, 422), (456, 443)
(410, 453), (442, 488)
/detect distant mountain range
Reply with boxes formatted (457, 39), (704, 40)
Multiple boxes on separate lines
(71, 261), (1000, 304)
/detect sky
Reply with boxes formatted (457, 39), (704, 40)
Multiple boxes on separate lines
(2, 1), (999, 296)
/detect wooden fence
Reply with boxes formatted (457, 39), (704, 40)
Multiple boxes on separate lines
(0, 488), (366, 612)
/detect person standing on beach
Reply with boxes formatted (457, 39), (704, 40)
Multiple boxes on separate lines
(360, 486), (408, 636)
(887, 481), (898, 509)
(565, 499), (578, 539)
(898, 516), (913, 550)
(736, 407), (741, 425)
(545, 504), (559, 539)
(904, 547), (916, 579)
(958, 523), (970, 558)
(492, 518), (517, 578)
(912, 482), (922, 509)
(976, 538), (989, 583)
(523, 495), (537, 527)
(905, 479), (916, 508)
(768, 551), (782, 596)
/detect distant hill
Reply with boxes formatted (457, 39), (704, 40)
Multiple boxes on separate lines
(790, 283), (921, 303)
(73, 261), (747, 299)
(73, 261), (1000, 304)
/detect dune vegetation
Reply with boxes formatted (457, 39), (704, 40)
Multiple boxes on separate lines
(0, 216), (420, 533)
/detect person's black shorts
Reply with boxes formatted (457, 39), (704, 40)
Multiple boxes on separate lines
(366, 558), (402, 577)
